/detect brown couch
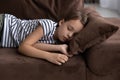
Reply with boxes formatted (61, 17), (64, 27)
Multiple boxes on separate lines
(0, 0), (120, 80)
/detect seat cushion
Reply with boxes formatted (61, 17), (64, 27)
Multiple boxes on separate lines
(0, 48), (86, 80)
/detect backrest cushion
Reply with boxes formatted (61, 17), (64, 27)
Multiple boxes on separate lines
(0, 0), (83, 21)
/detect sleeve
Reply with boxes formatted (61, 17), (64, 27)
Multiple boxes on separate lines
(38, 19), (55, 36)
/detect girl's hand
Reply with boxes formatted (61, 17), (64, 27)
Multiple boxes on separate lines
(46, 53), (69, 65)
(59, 44), (68, 55)
(59, 44), (73, 57)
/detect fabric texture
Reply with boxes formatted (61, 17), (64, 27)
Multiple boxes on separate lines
(1, 14), (57, 47)
(68, 8), (119, 55)
(0, 48), (86, 80)
(0, 14), (4, 44)
(0, 14), (4, 32)
(85, 18), (120, 75)
(0, 0), (83, 21)
(0, 14), (4, 35)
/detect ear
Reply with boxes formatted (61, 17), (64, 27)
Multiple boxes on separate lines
(59, 19), (65, 26)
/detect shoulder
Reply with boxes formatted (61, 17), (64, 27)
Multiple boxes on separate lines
(38, 19), (55, 28)
(38, 19), (57, 34)
(39, 19), (57, 26)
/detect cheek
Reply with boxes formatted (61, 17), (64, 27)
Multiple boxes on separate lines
(57, 28), (64, 38)
(58, 27), (66, 34)
(58, 24), (68, 37)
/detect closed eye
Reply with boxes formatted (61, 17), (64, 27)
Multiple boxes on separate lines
(67, 26), (73, 31)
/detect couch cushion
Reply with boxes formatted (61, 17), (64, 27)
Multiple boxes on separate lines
(0, 0), (83, 21)
(0, 48), (86, 80)
(68, 8), (119, 55)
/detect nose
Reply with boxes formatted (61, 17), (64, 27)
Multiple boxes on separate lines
(68, 32), (73, 39)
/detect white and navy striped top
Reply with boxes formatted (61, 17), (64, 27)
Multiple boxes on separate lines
(1, 14), (57, 47)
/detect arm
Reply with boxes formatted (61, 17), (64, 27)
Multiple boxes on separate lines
(18, 25), (68, 65)
(33, 43), (73, 57)
(33, 43), (66, 52)
(33, 43), (61, 52)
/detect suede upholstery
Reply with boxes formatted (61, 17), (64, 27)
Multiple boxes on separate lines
(0, 48), (86, 80)
(0, 0), (120, 80)
(68, 8), (119, 54)
(0, 0), (83, 21)
(85, 18), (120, 80)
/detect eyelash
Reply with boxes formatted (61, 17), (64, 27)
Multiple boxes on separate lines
(68, 26), (72, 31)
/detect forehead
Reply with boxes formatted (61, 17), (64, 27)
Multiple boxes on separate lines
(66, 19), (83, 32)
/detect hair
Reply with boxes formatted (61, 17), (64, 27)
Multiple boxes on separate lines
(63, 10), (88, 26)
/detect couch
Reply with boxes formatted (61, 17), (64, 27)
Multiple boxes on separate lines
(0, 0), (120, 80)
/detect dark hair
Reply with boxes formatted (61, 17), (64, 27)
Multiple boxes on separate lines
(64, 10), (88, 26)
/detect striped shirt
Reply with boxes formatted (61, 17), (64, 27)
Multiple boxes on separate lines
(1, 14), (57, 47)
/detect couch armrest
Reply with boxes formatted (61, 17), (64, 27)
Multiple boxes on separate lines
(83, 18), (120, 75)
(85, 41), (120, 75)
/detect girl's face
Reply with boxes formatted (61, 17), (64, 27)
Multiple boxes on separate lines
(54, 19), (83, 42)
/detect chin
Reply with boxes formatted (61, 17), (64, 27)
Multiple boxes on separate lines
(58, 37), (66, 43)
(60, 40), (64, 42)
(58, 37), (63, 42)
(59, 39), (65, 43)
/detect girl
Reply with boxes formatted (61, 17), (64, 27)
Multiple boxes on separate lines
(0, 11), (87, 65)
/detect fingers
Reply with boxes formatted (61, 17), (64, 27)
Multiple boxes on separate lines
(57, 54), (68, 65)
(53, 59), (65, 66)
(63, 50), (70, 56)
(55, 61), (62, 65)
(46, 53), (69, 66)
(67, 54), (73, 57)
(49, 59), (63, 66)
